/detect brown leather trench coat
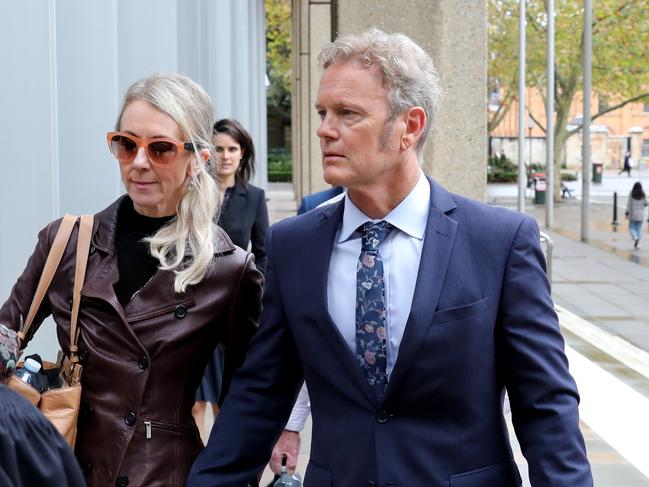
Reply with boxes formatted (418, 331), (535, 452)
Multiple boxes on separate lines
(0, 196), (263, 486)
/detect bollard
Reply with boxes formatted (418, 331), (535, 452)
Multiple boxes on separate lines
(611, 191), (619, 232)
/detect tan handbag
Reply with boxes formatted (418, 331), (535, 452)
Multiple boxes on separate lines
(8, 213), (93, 448)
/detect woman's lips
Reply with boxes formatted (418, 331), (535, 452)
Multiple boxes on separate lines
(132, 181), (155, 190)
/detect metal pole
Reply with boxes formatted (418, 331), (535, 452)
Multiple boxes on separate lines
(581, 0), (592, 242)
(612, 191), (619, 232)
(517, 0), (526, 213)
(545, 0), (554, 229)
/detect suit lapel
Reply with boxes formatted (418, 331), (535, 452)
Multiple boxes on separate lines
(385, 177), (457, 398)
(306, 200), (382, 407)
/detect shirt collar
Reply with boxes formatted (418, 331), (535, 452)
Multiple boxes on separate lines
(338, 170), (430, 243)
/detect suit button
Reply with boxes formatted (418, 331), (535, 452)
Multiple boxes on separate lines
(376, 410), (389, 423)
(124, 411), (136, 426)
(116, 475), (129, 487)
(137, 355), (149, 370)
(82, 463), (92, 474)
(368, 482), (376, 487)
(174, 305), (187, 319)
(89, 244), (96, 255)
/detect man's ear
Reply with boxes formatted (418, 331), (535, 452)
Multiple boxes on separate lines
(400, 106), (426, 152)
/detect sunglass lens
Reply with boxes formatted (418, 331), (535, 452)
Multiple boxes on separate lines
(110, 135), (137, 161)
(148, 141), (178, 164)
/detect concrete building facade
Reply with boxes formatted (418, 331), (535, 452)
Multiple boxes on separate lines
(291, 0), (488, 202)
(0, 0), (267, 359)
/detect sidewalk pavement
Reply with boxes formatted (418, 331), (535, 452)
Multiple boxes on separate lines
(257, 181), (649, 485)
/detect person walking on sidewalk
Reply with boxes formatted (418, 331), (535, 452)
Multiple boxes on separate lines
(619, 151), (632, 176)
(0, 73), (262, 486)
(626, 181), (648, 249)
(192, 118), (269, 441)
(188, 29), (592, 487)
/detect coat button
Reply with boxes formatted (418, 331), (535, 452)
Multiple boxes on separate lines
(376, 410), (389, 423)
(174, 305), (187, 319)
(368, 482), (376, 487)
(89, 244), (96, 255)
(82, 463), (92, 474)
(116, 475), (129, 487)
(78, 349), (88, 365)
(137, 355), (149, 370)
(124, 411), (136, 426)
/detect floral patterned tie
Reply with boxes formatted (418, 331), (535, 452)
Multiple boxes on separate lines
(356, 220), (393, 397)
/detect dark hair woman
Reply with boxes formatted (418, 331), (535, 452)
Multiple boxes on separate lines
(0, 74), (262, 486)
(192, 118), (269, 440)
(626, 181), (648, 248)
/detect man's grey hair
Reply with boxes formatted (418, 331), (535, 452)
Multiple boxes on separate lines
(318, 28), (442, 153)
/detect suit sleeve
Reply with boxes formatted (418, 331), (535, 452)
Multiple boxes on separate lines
(188, 224), (304, 487)
(498, 216), (592, 486)
(0, 222), (57, 344)
(297, 196), (309, 215)
(250, 189), (269, 275)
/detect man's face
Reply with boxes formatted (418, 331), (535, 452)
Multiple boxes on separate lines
(315, 61), (403, 190)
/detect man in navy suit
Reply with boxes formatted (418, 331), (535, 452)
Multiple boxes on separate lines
(189, 29), (592, 487)
(297, 186), (344, 215)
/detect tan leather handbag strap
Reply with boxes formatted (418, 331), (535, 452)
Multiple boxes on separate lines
(69, 214), (93, 359)
(18, 214), (78, 346)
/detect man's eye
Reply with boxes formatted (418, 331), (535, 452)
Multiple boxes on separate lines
(317, 110), (326, 119)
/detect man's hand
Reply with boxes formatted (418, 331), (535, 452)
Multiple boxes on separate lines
(270, 430), (301, 475)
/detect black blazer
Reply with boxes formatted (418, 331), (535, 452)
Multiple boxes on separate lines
(218, 179), (269, 274)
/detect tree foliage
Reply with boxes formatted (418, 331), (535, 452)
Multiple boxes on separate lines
(489, 0), (649, 196)
(265, 0), (292, 122)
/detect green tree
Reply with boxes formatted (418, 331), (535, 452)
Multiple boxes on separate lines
(489, 0), (649, 198)
(265, 0), (292, 124)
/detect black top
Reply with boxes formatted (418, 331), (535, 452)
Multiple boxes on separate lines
(217, 179), (269, 274)
(0, 385), (86, 486)
(114, 198), (174, 304)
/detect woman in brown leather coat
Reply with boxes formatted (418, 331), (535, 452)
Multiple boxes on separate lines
(0, 73), (263, 486)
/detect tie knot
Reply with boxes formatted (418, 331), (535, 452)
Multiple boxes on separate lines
(360, 221), (393, 251)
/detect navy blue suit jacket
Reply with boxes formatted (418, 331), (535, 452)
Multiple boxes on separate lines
(189, 177), (592, 487)
(297, 187), (344, 215)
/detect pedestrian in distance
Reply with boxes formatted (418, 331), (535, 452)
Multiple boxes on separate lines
(0, 73), (262, 486)
(193, 118), (269, 441)
(626, 181), (648, 249)
(188, 29), (592, 487)
(618, 151), (632, 177)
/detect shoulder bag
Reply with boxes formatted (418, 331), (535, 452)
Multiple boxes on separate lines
(8, 213), (93, 448)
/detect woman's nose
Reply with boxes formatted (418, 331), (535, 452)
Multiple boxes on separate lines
(132, 147), (150, 168)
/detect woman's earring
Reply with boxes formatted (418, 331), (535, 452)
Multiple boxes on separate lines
(187, 179), (195, 191)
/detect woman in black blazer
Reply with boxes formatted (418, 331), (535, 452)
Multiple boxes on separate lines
(192, 119), (269, 440)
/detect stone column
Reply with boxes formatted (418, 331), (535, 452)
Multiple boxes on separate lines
(291, 0), (334, 201)
(292, 0), (488, 200)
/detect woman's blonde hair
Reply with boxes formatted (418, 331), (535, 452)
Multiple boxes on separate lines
(116, 73), (218, 293)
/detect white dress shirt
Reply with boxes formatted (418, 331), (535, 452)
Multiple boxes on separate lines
(327, 171), (429, 376)
(285, 172), (430, 431)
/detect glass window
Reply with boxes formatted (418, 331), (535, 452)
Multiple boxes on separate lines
(598, 96), (609, 112)
(643, 140), (649, 158)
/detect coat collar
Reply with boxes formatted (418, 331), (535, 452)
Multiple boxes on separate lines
(385, 175), (457, 399)
(91, 195), (235, 255)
